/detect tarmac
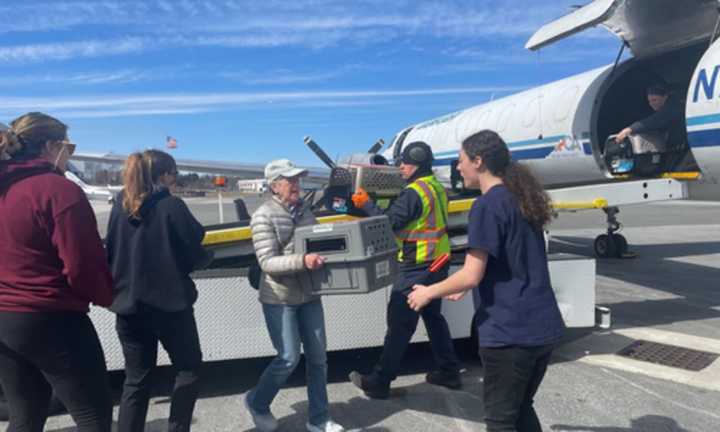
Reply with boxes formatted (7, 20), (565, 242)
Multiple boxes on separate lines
(8, 197), (720, 432)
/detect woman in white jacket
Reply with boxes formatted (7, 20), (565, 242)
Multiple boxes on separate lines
(245, 159), (345, 432)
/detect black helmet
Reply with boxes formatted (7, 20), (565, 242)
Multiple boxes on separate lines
(400, 141), (433, 167)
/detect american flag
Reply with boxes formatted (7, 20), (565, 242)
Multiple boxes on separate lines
(166, 136), (178, 149)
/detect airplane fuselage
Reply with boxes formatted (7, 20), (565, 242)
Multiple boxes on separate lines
(387, 37), (720, 201)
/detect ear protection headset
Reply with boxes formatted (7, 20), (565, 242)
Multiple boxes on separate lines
(401, 141), (433, 166)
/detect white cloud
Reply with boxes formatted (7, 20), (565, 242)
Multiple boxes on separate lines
(219, 64), (371, 86)
(0, 69), (156, 86)
(0, 1), (596, 63)
(0, 38), (146, 63)
(0, 85), (526, 118)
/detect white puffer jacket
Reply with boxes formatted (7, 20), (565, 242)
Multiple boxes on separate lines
(250, 196), (318, 305)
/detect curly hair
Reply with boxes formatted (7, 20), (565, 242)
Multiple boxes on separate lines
(462, 130), (554, 230)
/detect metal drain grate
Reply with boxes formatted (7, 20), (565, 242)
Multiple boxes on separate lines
(617, 340), (719, 371)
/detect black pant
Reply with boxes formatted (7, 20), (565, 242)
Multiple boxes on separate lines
(374, 267), (460, 383)
(115, 306), (202, 432)
(479, 344), (555, 432)
(0, 311), (112, 432)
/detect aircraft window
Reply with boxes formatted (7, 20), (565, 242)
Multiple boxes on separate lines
(497, 104), (515, 132)
(554, 86), (579, 122)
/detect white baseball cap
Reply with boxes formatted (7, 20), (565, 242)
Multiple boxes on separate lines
(264, 159), (308, 182)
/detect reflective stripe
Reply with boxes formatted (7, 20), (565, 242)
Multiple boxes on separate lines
(397, 175), (451, 265)
(398, 227), (446, 240)
(415, 180), (436, 228)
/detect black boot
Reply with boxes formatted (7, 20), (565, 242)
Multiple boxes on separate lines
(425, 370), (462, 390)
(349, 371), (390, 399)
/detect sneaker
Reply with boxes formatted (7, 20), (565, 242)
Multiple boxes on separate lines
(425, 370), (462, 390)
(348, 371), (389, 399)
(243, 392), (279, 432)
(306, 419), (346, 432)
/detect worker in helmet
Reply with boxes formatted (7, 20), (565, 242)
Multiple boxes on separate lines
(348, 141), (461, 399)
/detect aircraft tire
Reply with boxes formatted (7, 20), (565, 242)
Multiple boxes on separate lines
(612, 234), (628, 255)
(594, 234), (617, 258)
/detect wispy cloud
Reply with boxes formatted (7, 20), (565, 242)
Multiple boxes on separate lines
(0, 38), (146, 63)
(0, 85), (527, 118)
(220, 70), (343, 86)
(218, 65), (371, 86)
(0, 1), (595, 63)
(0, 69), (154, 86)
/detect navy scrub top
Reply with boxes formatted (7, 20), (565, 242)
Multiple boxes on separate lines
(467, 184), (564, 348)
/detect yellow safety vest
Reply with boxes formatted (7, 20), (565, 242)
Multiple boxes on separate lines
(396, 175), (450, 265)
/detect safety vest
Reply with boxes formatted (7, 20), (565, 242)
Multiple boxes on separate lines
(396, 175), (450, 265)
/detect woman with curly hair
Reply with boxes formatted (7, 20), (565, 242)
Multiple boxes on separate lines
(408, 130), (564, 432)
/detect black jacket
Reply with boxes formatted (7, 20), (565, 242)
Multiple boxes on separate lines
(106, 189), (212, 314)
(630, 97), (687, 148)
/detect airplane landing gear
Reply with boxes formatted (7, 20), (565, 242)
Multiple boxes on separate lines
(594, 206), (632, 259)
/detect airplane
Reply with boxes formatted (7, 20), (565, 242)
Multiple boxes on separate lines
(381, 0), (720, 257)
(64, 164), (122, 203)
(72, 0), (720, 259)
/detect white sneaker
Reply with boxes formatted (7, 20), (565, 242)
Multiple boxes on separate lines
(244, 392), (279, 432)
(306, 419), (346, 432)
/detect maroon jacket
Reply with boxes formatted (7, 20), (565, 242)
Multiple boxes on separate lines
(0, 158), (113, 312)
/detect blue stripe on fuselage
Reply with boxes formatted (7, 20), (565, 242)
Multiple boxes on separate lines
(434, 134), (567, 158)
(688, 128), (720, 148)
(434, 144), (556, 166)
(687, 114), (720, 127)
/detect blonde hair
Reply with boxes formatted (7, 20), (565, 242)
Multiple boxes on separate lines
(0, 112), (67, 160)
(122, 149), (177, 219)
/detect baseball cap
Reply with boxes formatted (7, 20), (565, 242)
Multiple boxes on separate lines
(264, 158), (308, 182)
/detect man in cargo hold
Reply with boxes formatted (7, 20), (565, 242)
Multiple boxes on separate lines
(348, 141), (461, 399)
(615, 83), (687, 151)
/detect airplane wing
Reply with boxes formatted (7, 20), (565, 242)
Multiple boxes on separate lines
(71, 152), (330, 182)
(526, 0), (719, 59)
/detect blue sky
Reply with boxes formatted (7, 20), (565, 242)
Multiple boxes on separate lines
(0, 0), (621, 166)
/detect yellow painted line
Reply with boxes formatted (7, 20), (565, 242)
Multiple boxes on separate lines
(613, 172), (701, 181)
(661, 171), (701, 180)
(203, 213), (360, 246)
(553, 198), (608, 210)
(448, 198), (476, 214)
(203, 227), (252, 245)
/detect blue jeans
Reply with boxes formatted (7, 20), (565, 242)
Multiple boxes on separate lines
(249, 300), (329, 426)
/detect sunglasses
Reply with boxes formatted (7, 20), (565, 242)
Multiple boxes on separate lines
(57, 140), (76, 156)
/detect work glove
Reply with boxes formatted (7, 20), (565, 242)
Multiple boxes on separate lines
(351, 187), (370, 208)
